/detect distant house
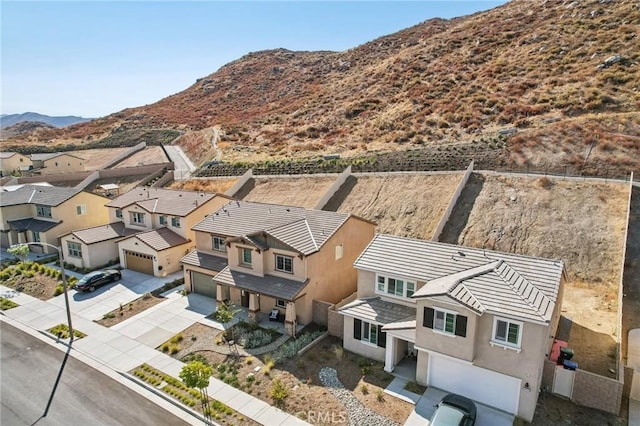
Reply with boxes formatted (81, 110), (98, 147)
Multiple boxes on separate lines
(339, 234), (566, 422)
(60, 187), (231, 276)
(31, 152), (85, 174)
(0, 185), (110, 253)
(0, 152), (31, 176)
(181, 200), (375, 335)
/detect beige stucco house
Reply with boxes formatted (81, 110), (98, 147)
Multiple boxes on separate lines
(61, 187), (231, 276)
(181, 201), (375, 335)
(31, 152), (85, 174)
(0, 152), (31, 176)
(0, 185), (110, 254)
(339, 233), (566, 422)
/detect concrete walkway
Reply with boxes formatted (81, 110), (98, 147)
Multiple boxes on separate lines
(0, 285), (308, 425)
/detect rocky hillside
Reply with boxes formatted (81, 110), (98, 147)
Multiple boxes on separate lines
(4, 0), (639, 175)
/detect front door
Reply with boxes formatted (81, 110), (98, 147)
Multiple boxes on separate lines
(241, 290), (250, 307)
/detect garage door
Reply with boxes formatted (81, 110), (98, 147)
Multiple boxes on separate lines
(428, 354), (521, 413)
(124, 250), (154, 275)
(191, 272), (217, 298)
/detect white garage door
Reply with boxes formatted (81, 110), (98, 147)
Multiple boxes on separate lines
(428, 355), (521, 414)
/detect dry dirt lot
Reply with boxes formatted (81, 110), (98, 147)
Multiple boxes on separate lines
(71, 148), (130, 170)
(113, 146), (168, 168)
(329, 173), (463, 240)
(169, 178), (238, 194)
(440, 173), (629, 376)
(239, 176), (336, 209)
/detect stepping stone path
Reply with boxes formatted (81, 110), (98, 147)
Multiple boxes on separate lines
(319, 367), (399, 426)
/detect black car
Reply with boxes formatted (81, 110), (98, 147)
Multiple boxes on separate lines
(430, 393), (477, 426)
(75, 269), (121, 292)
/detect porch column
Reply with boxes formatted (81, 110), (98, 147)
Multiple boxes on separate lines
(248, 293), (259, 323)
(216, 284), (225, 303)
(384, 335), (396, 373)
(284, 302), (296, 336)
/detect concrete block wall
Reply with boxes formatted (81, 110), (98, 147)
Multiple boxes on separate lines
(312, 299), (332, 326)
(327, 308), (344, 338)
(541, 359), (555, 391)
(572, 369), (623, 415)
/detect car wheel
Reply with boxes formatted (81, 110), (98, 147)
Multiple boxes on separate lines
(89, 285), (96, 292)
(115, 274), (121, 282)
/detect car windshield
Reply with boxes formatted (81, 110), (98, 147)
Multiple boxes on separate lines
(431, 404), (465, 425)
(78, 272), (101, 284)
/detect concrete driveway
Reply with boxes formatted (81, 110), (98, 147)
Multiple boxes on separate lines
(48, 269), (183, 321)
(404, 387), (514, 426)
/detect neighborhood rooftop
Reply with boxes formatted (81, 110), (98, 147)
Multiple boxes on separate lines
(0, 184), (81, 207)
(105, 187), (223, 216)
(30, 152), (84, 161)
(64, 222), (138, 245)
(133, 227), (190, 251)
(193, 200), (357, 255)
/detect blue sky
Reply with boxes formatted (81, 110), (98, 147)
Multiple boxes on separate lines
(2, 1), (507, 118)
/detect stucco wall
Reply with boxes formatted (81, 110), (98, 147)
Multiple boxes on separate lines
(342, 316), (386, 362)
(42, 154), (85, 174)
(61, 235), (118, 269)
(118, 237), (187, 277)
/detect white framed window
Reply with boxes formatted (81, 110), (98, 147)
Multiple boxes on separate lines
(32, 231), (41, 243)
(76, 204), (86, 215)
(131, 211), (145, 225)
(361, 321), (378, 345)
(240, 248), (252, 266)
(159, 215), (167, 225)
(276, 299), (286, 308)
(36, 205), (52, 218)
(115, 209), (123, 219)
(275, 254), (293, 273)
(376, 274), (416, 299)
(492, 318), (522, 348)
(434, 309), (457, 335)
(67, 241), (82, 258)
(212, 236), (226, 252)
(171, 217), (181, 227)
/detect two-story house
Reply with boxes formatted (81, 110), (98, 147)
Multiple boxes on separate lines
(339, 233), (566, 422)
(181, 200), (375, 335)
(61, 187), (230, 275)
(0, 152), (31, 176)
(0, 185), (110, 253)
(31, 152), (85, 174)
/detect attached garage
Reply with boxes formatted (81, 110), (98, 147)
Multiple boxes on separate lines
(427, 354), (521, 414)
(191, 271), (217, 298)
(124, 250), (154, 275)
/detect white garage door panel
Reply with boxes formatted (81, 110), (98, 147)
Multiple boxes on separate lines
(429, 355), (520, 414)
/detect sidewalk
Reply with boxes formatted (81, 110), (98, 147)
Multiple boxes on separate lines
(0, 285), (308, 425)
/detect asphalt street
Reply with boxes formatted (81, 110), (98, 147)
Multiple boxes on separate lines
(0, 322), (190, 426)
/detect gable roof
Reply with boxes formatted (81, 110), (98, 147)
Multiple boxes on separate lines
(355, 234), (564, 323)
(7, 218), (61, 232)
(31, 152), (84, 162)
(0, 152), (24, 159)
(0, 185), (82, 207)
(105, 187), (224, 217)
(65, 222), (138, 245)
(125, 227), (190, 251)
(192, 200), (361, 255)
(213, 266), (308, 301)
(339, 297), (416, 325)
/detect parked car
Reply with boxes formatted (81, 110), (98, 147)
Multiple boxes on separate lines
(430, 393), (477, 426)
(74, 269), (121, 292)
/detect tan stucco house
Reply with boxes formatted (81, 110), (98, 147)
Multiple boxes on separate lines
(61, 187), (231, 276)
(0, 185), (110, 254)
(181, 200), (375, 335)
(31, 152), (85, 174)
(339, 233), (566, 422)
(0, 152), (31, 176)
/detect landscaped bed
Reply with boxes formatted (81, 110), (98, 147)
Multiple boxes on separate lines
(0, 262), (77, 300)
(0, 297), (19, 310)
(96, 292), (166, 327)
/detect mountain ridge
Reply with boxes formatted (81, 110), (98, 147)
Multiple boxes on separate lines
(0, 112), (92, 129)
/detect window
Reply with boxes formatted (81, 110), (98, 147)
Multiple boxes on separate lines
(212, 236), (226, 252)
(115, 209), (123, 219)
(67, 241), (82, 258)
(423, 307), (467, 337)
(240, 248), (252, 266)
(276, 299), (286, 308)
(353, 318), (386, 348)
(32, 231), (40, 243)
(275, 254), (293, 273)
(493, 318), (522, 348)
(36, 205), (52, 218)
(76, 204), (86, 215)
(376, 274), (416, 298)
(131, 211), (145, 225)
(159, 215), (167, 225)
(171, 217), (181, 227)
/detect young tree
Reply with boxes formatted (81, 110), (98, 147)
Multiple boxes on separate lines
(213, 301), (241, 342)
(8, 244), (29, 265)
(180, 361), (213, 421)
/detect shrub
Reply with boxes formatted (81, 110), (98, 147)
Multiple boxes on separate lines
(169, 344), (180, 354)
(245, 356), (254, 365)
(243, 330), (273, 349)
(0, 297), (19, 311)
(161, 343), (170, 352)
(333, 345), (344, 360)
(170, 333), (184, 344)
(270, 378), (289, 407)
(361, 384), (369, 395)
(376, 389), (385, 402)
(53, 285), (65, 296)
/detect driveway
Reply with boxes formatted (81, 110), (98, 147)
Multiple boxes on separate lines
(404, 387), (514, 426)
(47, 269), (183, 321)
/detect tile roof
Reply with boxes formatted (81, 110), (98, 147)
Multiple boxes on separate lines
(31, 152), (84, 161)
(180, 250), (228, 272)
(355, 234), (564, 323)
(127, 227), (190, 251)
(339, 297), (416, 324)
(66, 222), (138, 245)
(213, 266), (308, 300)
(0, 185), (82, 207)
(7, 218), (61, 232)
(192, 201), (353, 255)
(105, 187), (222, 217)
(0, 152), (20, 159)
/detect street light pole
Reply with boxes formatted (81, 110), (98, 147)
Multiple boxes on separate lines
(56, 246), (74, 344)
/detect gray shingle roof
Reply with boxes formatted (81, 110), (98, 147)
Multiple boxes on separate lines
(180, 250), (228, 272)
(7, 218), (61, 232)
(192, 201), (352, 255)
(66, 222), (138, 245)
(355, 234), (564, 323)
(105, 187), (223, 217)
(127, 227), (190, 251)
(213, 266), (308, 300)
(339, 297), (416, 325)
(0, 185), (82, 207)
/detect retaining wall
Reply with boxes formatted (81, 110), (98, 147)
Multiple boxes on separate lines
(224, 169), (253, 198)
(103, 142), (146, 169)
(314, 166), (352, 210)
(432, 161), (474, 241)
(152, 171), (174, 188)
